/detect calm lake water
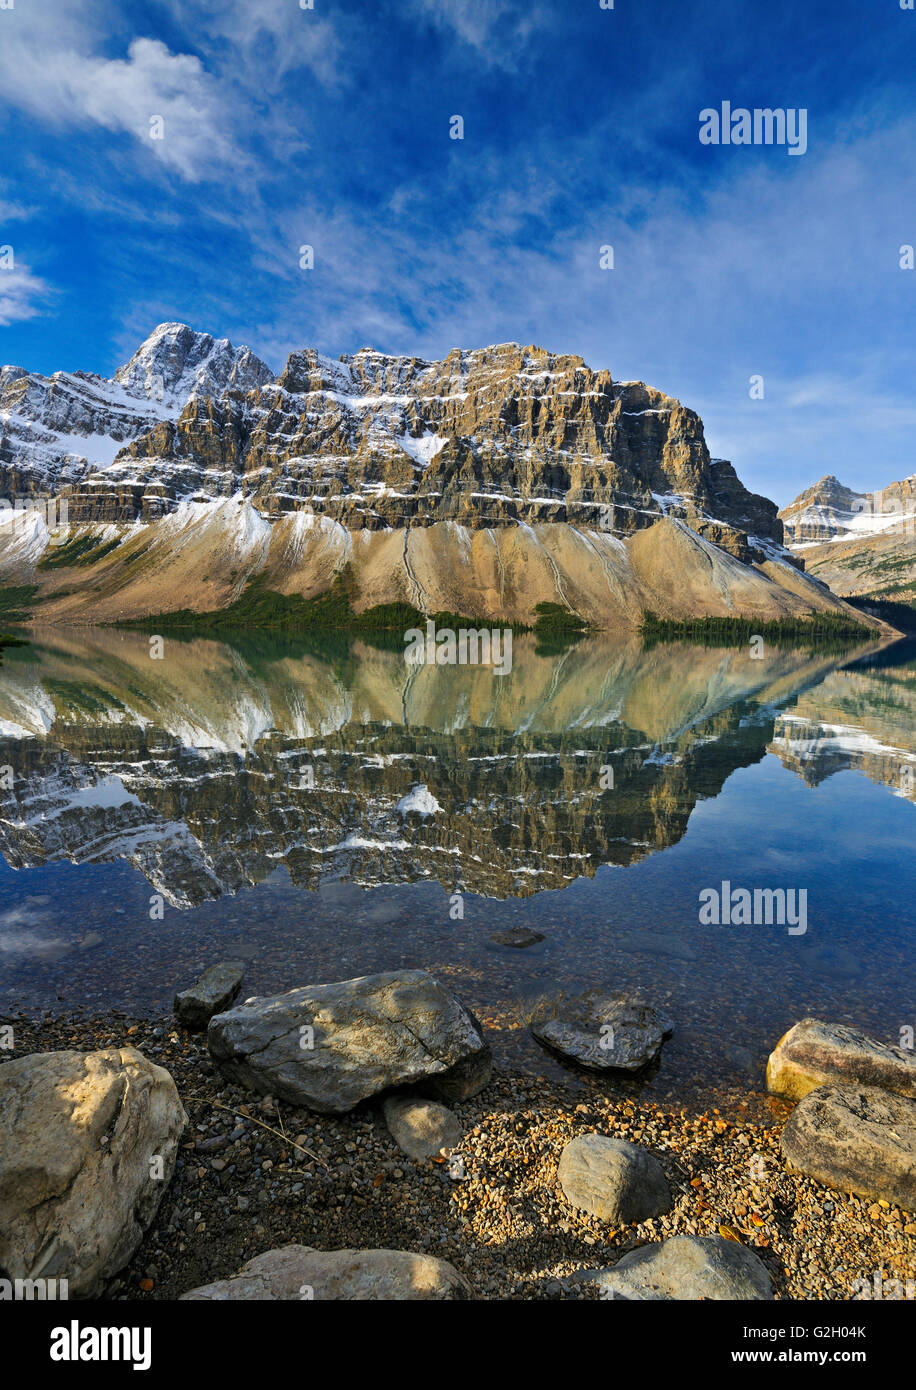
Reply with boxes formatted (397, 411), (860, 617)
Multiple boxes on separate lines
(1, 626), (914, 1109)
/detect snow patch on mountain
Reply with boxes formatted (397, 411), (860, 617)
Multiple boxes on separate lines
(397, 431), (447, 466)
(0, 507), (50, 570)
(397, 784), (441, 816)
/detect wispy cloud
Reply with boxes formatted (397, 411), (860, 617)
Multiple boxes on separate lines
(0, 262), (55, 327)
(404, 0), (554, 65)
(159, 0), (343, 90)
(0, 198), (38, 223)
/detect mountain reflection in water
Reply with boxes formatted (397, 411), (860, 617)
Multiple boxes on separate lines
(0, 627), (913, 1103)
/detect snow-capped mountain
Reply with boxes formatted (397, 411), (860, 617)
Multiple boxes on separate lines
(1, 323), (779, 543)
(0, 323), (272, 492)
(779, 474), (916, 548)
(0, 324), (867, 630)
(112, 321), (274, 406)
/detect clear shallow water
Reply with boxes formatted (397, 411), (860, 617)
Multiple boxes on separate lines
(0, 627), (914, 1107)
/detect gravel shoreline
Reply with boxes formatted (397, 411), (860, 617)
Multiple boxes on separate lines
(4, 1011), (915, 1301)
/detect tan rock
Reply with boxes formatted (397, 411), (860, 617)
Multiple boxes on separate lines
(383, 1095), (462, 1160)
(781, 1083), (916, 1207)
(586, 1235), (773, 1301)
(558, 1134), (672, 1223)
(767, 1019), (916, 1102)
(180, 1245), (472, 1300)
(0, 1047), (187, 1297)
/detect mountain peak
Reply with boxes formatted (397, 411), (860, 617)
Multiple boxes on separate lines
(114, 323), (274, 405)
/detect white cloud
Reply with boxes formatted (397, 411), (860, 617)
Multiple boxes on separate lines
(0, 262), (54, 327)
(709, 370), (916, 506)
(221, 107), (916, 506)
(0, 199), (37, 222)
(0, 7), (239, 181)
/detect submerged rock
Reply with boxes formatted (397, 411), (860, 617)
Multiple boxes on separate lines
(174, 960), (245, 1031)
(180, 1245), (472, 1300)
(767, 1018), (916, 1102)
(781, 1083), (916, 1208)
(383, 1095), (462, 1160)
(208, 969), (491, 1114)
(615, 931), (697, 962)
(586, 1235), (773, 1301)
(0, 1047), (186, 1298)
(489, 926), (545, 948)
(558, 1134), (671, 1224)
(530, 990), (674, 1072)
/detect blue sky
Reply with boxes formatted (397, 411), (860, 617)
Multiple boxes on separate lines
(1, 0), (914, 507)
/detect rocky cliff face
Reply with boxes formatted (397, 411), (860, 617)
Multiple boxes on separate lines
(112, 322), (274, 406)
(2, 324), (870, 628)
(2, 324), (779, 545)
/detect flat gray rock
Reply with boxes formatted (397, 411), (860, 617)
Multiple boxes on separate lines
(180, 1245), (472, 1300)
(558, 1134), (671, 1223)
(767, 1018), (916, 1102)
(0, 1047), (186, 1298)
(781, 1082), (916, 1207)
(383, 1095), (462, 1160)
(530, 990), (674, 1072)
(174, 960), (245, 1031)
(208, 969), (491, 1114)
(587, 1235), (774, 1301)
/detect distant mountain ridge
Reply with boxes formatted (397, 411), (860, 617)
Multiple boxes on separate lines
(779, 472), (916, 603)
(779, 473), (916, 548)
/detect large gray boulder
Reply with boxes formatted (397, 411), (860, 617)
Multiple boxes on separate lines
(767, 1018), (916, 1102)
(558, 1134), (671, 1224)
(180, 1245), (472, 1300)
(383, 1095), (462, 1161)
(174, 960), (244, 1031)
(781, 1083), (916, 1207)
(208, 970), (491, 1114)
(587, 1235), (773, 1300)
(531, 990), (674, 1072)
(0, 1047), (186, 1298)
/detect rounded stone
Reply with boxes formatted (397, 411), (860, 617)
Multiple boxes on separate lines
(558, 1133), (672, 1223)
(383, 1095), (462, 1160)
(531, 990), (674, 1072)
(587, 1235), (774, 1301)
(767, 1018), (916, 1102)
(781, 1082), (916, 1207)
